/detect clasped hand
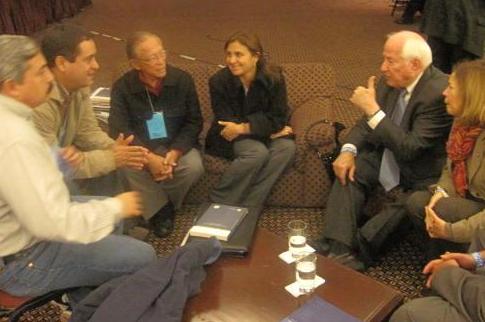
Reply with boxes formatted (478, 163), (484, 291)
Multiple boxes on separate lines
(423, 252), (474, 288)
(147, 150), (181, 181)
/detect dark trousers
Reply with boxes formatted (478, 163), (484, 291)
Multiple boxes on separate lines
(322, 150), (411, 252)
(428, 36), (480, 74)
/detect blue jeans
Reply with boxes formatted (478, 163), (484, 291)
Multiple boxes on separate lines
(0, 235), (156, 298)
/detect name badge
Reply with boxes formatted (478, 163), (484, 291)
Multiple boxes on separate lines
(146, 112), (167, 139)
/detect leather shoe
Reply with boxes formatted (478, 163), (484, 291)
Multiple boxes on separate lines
(149, 215), (174, 238)
(329, 252), (366, 272)
(149, 202), (175, 238)
(309, 238), (331, 255)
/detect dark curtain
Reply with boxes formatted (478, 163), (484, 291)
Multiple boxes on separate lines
(0, 0), (92, 35)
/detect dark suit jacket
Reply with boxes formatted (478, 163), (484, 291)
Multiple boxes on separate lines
(345, 65), (453, 189)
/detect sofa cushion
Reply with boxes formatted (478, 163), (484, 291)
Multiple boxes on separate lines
(283, 63), (335, 109)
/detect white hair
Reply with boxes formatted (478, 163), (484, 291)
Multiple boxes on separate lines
(0, 35), (39, 85)
(401, 36), (432, 68)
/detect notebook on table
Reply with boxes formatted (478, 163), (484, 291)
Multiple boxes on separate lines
(189, 203), (248, 241)
(281, 296), (361, 322)
(187, 203), (262, 257)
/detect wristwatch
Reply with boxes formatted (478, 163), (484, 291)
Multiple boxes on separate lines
(472, 252), (484, 269)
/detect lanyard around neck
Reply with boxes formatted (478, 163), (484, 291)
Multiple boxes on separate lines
(145, 88), (156, 113)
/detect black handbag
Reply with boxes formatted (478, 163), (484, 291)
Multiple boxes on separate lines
(304, 119), (346, 182)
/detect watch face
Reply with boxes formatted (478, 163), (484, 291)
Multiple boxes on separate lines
(472, 252), (484, 268)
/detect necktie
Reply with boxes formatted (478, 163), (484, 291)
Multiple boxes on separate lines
(379, 89), (407, 191)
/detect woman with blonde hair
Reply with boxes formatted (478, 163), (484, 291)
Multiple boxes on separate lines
(406, 59), (485, 258)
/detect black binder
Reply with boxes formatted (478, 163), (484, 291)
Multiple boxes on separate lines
(189, 203), (262, 257)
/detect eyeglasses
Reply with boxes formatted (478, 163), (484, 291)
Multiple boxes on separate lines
(137, 50), (167, 64)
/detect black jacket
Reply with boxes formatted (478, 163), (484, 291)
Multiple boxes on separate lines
(421, 0), (485, 57)
(71, 239), (222, 322)
(109, 65), (203, 155)
(205, 66), (290, 159)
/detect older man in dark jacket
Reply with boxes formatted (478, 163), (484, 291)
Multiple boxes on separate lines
(313, 31), (453, 271)
(109, 31), (204, 238)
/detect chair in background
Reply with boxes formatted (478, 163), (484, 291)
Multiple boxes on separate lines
(390, 0), (410, 16)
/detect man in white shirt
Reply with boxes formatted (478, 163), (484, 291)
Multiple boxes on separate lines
(313, 31), (452, 271)
(0, 35), (155, 302)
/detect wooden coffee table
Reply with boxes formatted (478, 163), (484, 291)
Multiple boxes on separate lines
(183, 228), (403, 322)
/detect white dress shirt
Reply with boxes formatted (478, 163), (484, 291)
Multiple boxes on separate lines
(0, 94), (122, 257)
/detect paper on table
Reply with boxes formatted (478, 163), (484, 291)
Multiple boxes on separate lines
(285, 276), (325, 298)
(279, 245), (316, 264)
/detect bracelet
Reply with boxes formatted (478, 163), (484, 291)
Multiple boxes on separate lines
(434, 186), (449, 198)
(472, 252), (484, 269)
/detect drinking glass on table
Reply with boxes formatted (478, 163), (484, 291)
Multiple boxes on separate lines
(288, 220), (307, 258)
(296, 253), (317, 294)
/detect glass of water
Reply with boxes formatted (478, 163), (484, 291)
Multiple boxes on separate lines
(288, 220), (307, 258)
(296, 253), (317, 294)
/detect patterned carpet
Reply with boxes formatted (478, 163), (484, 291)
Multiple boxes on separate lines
(6, 206), (427, 321)
(5, 0), (431, 320)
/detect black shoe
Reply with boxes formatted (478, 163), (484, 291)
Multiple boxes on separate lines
(309, 238), (331, 255)
(341, 254), (366, 272)
(329, 252), (366, 272)
(329, 240), (351, 256)
(149, 202), (175, 238)
(149, 215), (174, 238)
